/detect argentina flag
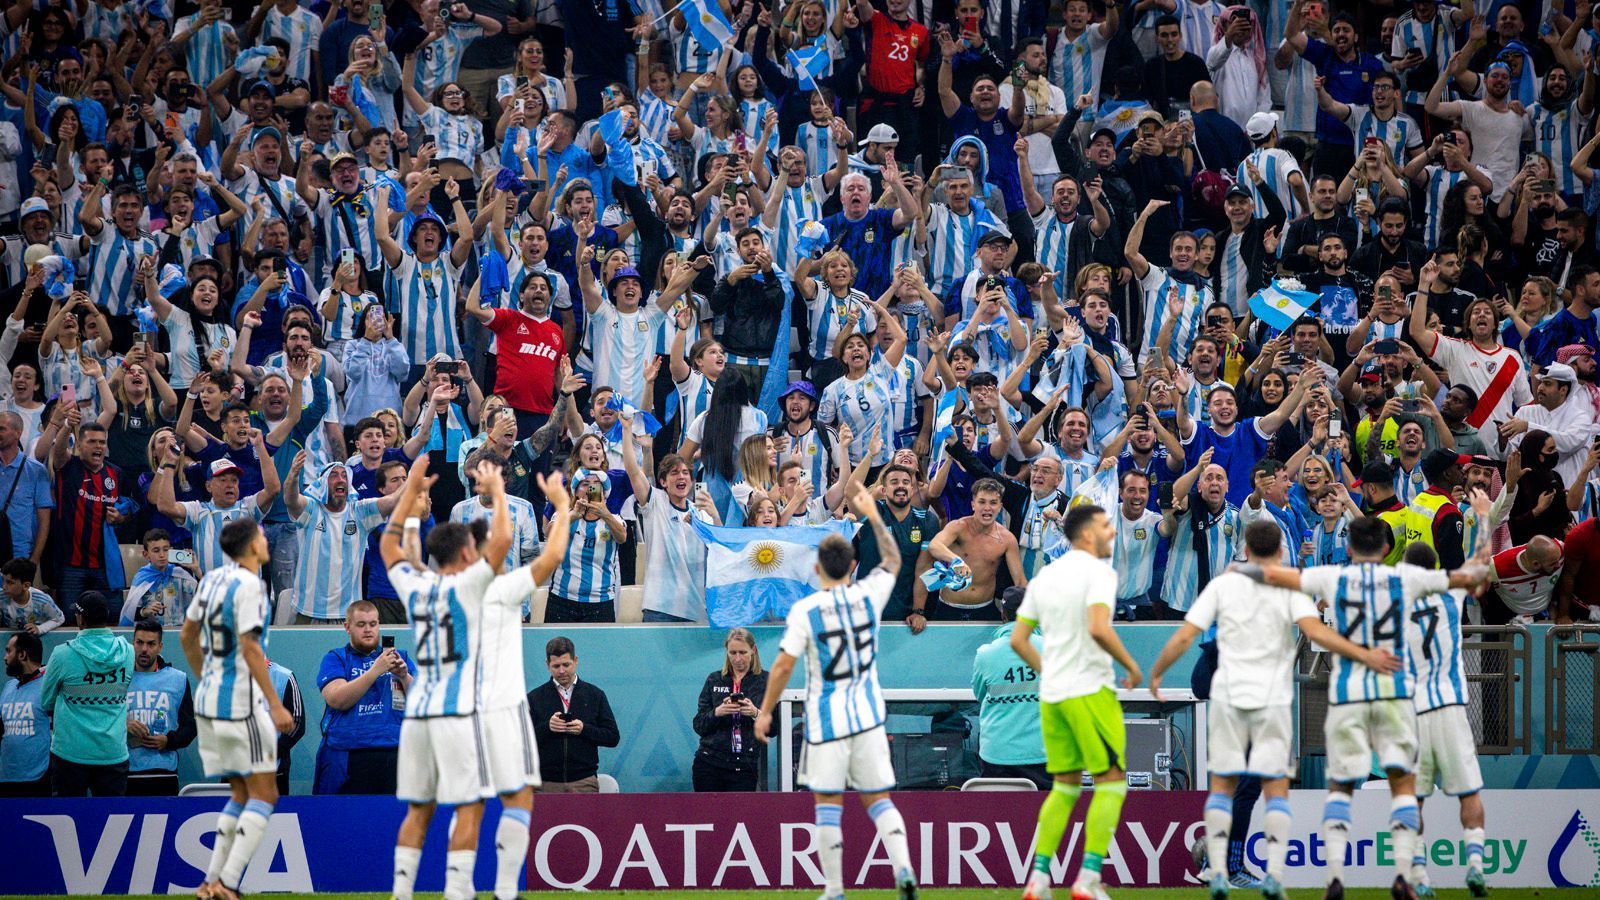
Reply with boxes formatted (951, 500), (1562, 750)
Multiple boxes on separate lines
(787, 44), (831, 91)
(680, 0), (734, 49)
(693, 519), (859, 627)
(1248, 277), (1319, 333)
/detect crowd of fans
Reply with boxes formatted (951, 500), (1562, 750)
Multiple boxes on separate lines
(0, 0), (1599, 790)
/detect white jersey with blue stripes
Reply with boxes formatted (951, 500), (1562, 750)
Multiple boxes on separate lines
(186, 563), (269, 721)
(1050, 25), (1111, 101)
(389, 559), (494, 718)
(925, 204), (982, 296)
(449, 495), (541, 570)
(1161, 503), (1242, 612)
(551, 516), (621, 604)
(1298, 562), (1450, 705)
(797, 121), (839, 178)
(1342, 106), (1423, 172)
(390, 252), (465, 363)
(770, 177), (829, 272)
(87, 225), (159, 317)
(818, 359), (898, 467)
(1530, 100), (1588, 197)
(780, 568), (895, 743)
(1238, 148), (1305, 221)
(806, 286), (877, 362)
(1392, 12), (1460, 106)
(1406, 586), (1470, 713)
(1138, 266), (1212, 367)
(291, 497), (385, 620)
(1113, 508), (1164, 600)
(1422, 165), (1468, 250)
(181, 498), (265, 576)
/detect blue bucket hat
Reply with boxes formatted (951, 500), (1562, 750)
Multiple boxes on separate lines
(408, 211), (447, 249)
(780, 381), (817, 402)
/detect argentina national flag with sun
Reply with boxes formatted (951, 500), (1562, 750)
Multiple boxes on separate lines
(692, 519), (859, 627)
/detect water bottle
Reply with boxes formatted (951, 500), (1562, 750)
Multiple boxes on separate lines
(1301, 527), (1315, 567)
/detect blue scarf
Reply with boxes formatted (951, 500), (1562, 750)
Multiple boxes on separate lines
(754, 274), (795, 426)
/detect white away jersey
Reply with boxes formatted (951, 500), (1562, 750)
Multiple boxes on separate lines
(780, 568), (895, 744)
(1018, 548), (1120, 702)
(185, 563), (270, 720)
(1184, 570), (1320, 709)
(1405, 587), (1470, 714)
(1299, 562), (1449, 705)
(480, 566), (540, 712)
(388, 559), (494, 718)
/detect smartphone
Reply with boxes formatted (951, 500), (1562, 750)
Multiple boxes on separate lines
(61, 382), (76, 408)
(340, 248), (357, 269)
(1533, 179), (1557, 194)
(1373, 339), (1401, 355)
(1329, 419), (1342, 438)
(1378, 283), (1393, 301)
(1282, 351), (1305, 366)
(516, 75), (530, 91)
(960, 13), (979, 33)
(518, 98), (529, 114)
(381, 635), (395, 650)
(1363, 136), (1381, 148)
(329, 84), (349, 106)
(1177, 109), (1192, 125)
(1354, 187), (1370, 205)
(171, 548), (195, 566)
(39, 142), (56, 162)
(272, 255), (288, 274)
(728, 692), (746, 703)
(1400, 398), (1421, 413)
(132, 332), (151, 352)
(1441, 132), (1456, 145)
(1157, 481), (1174, 508)
(437, 360), (458, 376)
(558, 712), (577, 722)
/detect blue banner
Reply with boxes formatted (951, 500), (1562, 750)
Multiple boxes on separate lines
(0, 796), (513, 895)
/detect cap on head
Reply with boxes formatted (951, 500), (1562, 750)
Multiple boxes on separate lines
(1245, 111), (1279, 141)
(606, 266), (643, 293)
(1540, 362), (1578, 385)
(19, 197), (51, 221)
(208, 459), (243, 480)
(1421, 449), (1471, 483)
(780, 381), (818, 402)
(859, 123), (899, 147)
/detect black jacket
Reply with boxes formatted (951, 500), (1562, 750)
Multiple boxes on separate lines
(527, 679), (621, 783)
(710, 272), (791, 359)
(691, 669), (769, 774)
(1281, 212), (1359, 274)
(1209, 181), (1286, 303)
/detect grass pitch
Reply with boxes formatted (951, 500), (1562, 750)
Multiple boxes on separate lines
(0, 883), (1561, 890)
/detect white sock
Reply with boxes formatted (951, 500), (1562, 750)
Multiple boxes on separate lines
(392, 845), (422, 900)
(495, 808), (532, 900)
(1410, 821), (1429, 886)
(1264, 797), (1292, 881)
(1204, 792), (1232, 878)
(1390, 795), (1420, 881)
(205, 801), (242, 885)
(1464, 826), (1486, 871)
(444, 849), (477, 900)
(868, 798), (913, 878)
(1323, 793), (1352, 884)
(220, 799), (272, 890)
(816, 803), (844, 896)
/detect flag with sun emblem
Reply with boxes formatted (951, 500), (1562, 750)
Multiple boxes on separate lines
(692, 519), (858, 627)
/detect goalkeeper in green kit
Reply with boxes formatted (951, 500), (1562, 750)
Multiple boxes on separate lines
(1009, 504), (1143, 900)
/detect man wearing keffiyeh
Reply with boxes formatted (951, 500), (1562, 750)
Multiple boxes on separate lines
(1206, 6), (1269, 128)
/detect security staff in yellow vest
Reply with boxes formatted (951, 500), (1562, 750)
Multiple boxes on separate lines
(1358, 459), (1410, 564)
(1403, 449), (1470, 570)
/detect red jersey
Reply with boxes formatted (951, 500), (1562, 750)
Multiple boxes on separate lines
(1560, 517), (1600, 614)
(55, 460), (121, 570)
(1491, 541), (1565, 616)
(488, 309), (565, 414)
(866, 15), (930, 95)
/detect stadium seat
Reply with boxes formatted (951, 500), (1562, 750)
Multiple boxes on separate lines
(617, 586), (644, 623)
(959, 777), (1039, 792)
(528, 586), (549, 624)
(597, 773), (620, 793)
(120, 544), (145, 584)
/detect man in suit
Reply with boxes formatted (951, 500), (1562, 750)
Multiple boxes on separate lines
(527, 636), (620, 792)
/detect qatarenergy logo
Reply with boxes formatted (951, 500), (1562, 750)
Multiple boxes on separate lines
(1549, 811), (1600, 889)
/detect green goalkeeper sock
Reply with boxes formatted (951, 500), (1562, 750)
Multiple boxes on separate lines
(1082, 780), (1129, 877)
(1033, 780), (1082, 874)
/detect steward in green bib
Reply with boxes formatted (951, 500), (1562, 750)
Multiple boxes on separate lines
(1403, 449), (1469, 570)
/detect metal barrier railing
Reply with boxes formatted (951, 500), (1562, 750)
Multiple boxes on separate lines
(1545, 625), (1600, 755)
(1294, 625), (1530, 759)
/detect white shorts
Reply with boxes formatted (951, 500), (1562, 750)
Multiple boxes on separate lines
(1210, 702), (1295, 780)
(482, 701), (541, 795)
(798, 727), (896, 794)
(1415, 705), (1484, 798)
(197, 706), (278, 779)
(1324, 699), (1418, 785)
(396, 715), (493, 806)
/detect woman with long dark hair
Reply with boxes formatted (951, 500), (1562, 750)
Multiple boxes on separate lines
(679, 370), (768, 525)
(1508, 429), (1571, 545)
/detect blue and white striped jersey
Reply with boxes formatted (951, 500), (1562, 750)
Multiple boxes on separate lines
(676, 371), (716, 428)
(1032, 212), (1087, 301)
(418, 106), (484, 167)
(880, 352), (930, 438)
(1393, 462), (1428, 507)
(449, 495), (541, 570)
(777, 424), (833, 489)
(87, 225), (159, 316)
(585, 302), (666, 406)
(228, 171), (310, 243)
(797, 121), (839, 178)
(670, 18), (720, 74)
(1341, 106), (1423, 171)
(637, 90), (675, 145)
(1277, 41), (1318, 133)
(1406, 586), (1469, 713)
(186, 563), (270, 720)
(1530, 100), (1588, 197)
(160, 217), (226, 275)
(1421, 165), (1467, 250)
(806, 286), (877, 362)
(1298, 562), (1450, 704)
(818, 360), (897, 467)
(1178, 0), (1223, 58)
(261, 6), (323, 83)
(780, 568), (895, 743)
(389, 252), (465, 362)
(1137, 267), (1211, 367)
(640, 489), (715, 622)
(412, 21), (485, 98)
(162, 308), (237, 391)
(389, 559), (495, 718)
(1238, 148), (1305, 222)
(312, 188), (389, 287)
(1391, 12), (1460, 107)
(1218, 231), (1249, 315)
(551, 516), (621, 604)
(180, 498), (265, 575)
(1050, 26), (1111, 101)
(1114, 508), (1164, 600)
(291, 497), (385, 620)
(172, 14), (236, 88)
(769, 177), (828, 272)
(1161, 503), (1242, 612)
(925, 204), (982, 296)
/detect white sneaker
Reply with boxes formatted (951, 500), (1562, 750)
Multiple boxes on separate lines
(1070, 874), (1111, 900)
(1021, 870), (1053, 900)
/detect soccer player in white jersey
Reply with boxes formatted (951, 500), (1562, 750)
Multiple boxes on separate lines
(1011, 504), (1143, 900)
(179, 518), (293, 900)
(1148, 520), (1404, 900)
(478, 473), (572, 900)
(383, 457), (513, 900)
(1400, 538), (1491, 897)
(755, 485), (917, 900)
(1253, 515), (1492, 900)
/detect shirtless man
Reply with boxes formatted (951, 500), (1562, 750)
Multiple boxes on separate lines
(927, 478), (1027, 622)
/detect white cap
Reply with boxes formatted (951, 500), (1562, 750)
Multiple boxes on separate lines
(1245, 111), (1279, 141)
(858, 123), (899, 147)
(19, 197), (50, 220)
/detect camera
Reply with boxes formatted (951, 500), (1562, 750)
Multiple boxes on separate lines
(381, 635), (395, 650)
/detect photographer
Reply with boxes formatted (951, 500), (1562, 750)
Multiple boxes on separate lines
(313, 600), (413, 795)
(690, 628), (768, 792)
